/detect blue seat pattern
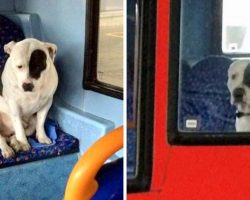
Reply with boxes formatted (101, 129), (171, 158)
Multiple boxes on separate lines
(127, 63), (134, 121)
(93, 158), (123, 200)
(0, 119), (79, 168)
(127, 128), (136, 177)
(0, 15), (25, 69)
(180, 56), (236, 132)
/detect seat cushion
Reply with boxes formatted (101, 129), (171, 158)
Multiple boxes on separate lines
(0, 119), (79, 168)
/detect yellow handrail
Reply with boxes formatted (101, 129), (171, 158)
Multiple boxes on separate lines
(64, 126), (123, 200)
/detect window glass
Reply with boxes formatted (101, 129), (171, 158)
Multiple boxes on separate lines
(97, 0), (123, 88)
(127, 0), (137, 178)
(222, 0), (250, 53)
(127, 0), (155, 190)
(178, 0), (243, 133)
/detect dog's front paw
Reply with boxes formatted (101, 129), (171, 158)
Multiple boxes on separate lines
(1, 145), (15, 159)
(10, 139), (21, 153)
(19, 141), (31, 151)
(37, 134), (52, 144)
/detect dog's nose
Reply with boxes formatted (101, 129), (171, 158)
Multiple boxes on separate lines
(233, 87), (245, 101)
(22, 83), (34, 92)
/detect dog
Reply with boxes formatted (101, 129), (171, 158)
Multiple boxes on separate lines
(0, 38), (58, 158)
(227, 60), (250, 132)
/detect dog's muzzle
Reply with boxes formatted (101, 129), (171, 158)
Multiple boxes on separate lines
(22, 83), (34, 92)
(233, 87), (245, 103)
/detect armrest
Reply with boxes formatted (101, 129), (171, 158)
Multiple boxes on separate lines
(64, 126), (123, 200)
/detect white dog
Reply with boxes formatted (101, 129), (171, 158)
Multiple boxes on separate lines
(0, 38), (58, 158)
(227, 60), (250, 132)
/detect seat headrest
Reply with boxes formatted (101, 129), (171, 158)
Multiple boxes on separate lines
(0, 15), (25, 68)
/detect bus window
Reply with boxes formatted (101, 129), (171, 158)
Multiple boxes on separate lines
(127, 0), (137, 179)
(127, 0), (156, 192)
(168, 0), (250, 144)
(83, 0), (123, 99)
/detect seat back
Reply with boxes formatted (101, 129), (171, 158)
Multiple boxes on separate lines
(180, 56), (235, 131)
(0, 15), (25, 69)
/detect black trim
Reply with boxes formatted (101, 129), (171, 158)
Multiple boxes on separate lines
(83, 0), (123, 99)
(127, 0), (156, 192)
(168, 0), (250, 145)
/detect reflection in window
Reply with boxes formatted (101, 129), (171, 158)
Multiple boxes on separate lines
(97, 0), (123, 88)
(222, 0), (250, 53)
(178, 0), (238, 133)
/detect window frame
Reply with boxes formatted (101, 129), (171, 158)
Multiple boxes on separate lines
(127, 0), (156, 193)
(168, 0), (250, 145)
(83, 0), (123, 99)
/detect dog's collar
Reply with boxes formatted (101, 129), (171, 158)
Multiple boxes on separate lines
(236, 111), (250, 118)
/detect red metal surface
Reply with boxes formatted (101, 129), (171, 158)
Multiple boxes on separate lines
(151, 0), (170, 192)
(129, 0), (250, 199)
(159, 146), (250, 200)
(127, 192), (158, 200)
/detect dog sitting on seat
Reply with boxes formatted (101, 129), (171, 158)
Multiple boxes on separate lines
(0, 38), (58, 158)
(227, 60), (250, 132)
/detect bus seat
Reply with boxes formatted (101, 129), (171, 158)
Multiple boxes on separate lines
(0, 15), (25, 69)
(93, 158), (123, 200)
(180, 55), (235, 132)
(127, 128), (136, 177)
(3, 13), (44, 40)
(0, 119), (79, 168)
(127, 57), (134, 122)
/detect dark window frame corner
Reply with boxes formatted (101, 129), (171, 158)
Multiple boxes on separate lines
(83, 0), (123, 100)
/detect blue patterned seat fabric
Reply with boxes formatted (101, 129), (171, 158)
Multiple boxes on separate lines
(93, 158), (123, 200)
(180, 56), (236, 132)
(0, 15), (25, 69)
(127, 66), (137, 176)
(127, 128), (136, 177)
(127, 59), (134, 121)
(0, 119), (79, 168)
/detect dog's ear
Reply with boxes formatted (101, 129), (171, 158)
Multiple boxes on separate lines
(44, 42), (57, 62)
(4, 41), (16, 54)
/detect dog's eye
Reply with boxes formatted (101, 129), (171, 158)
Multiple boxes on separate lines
(17, 65), (23, 69)
(232, 74), (237, 80)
